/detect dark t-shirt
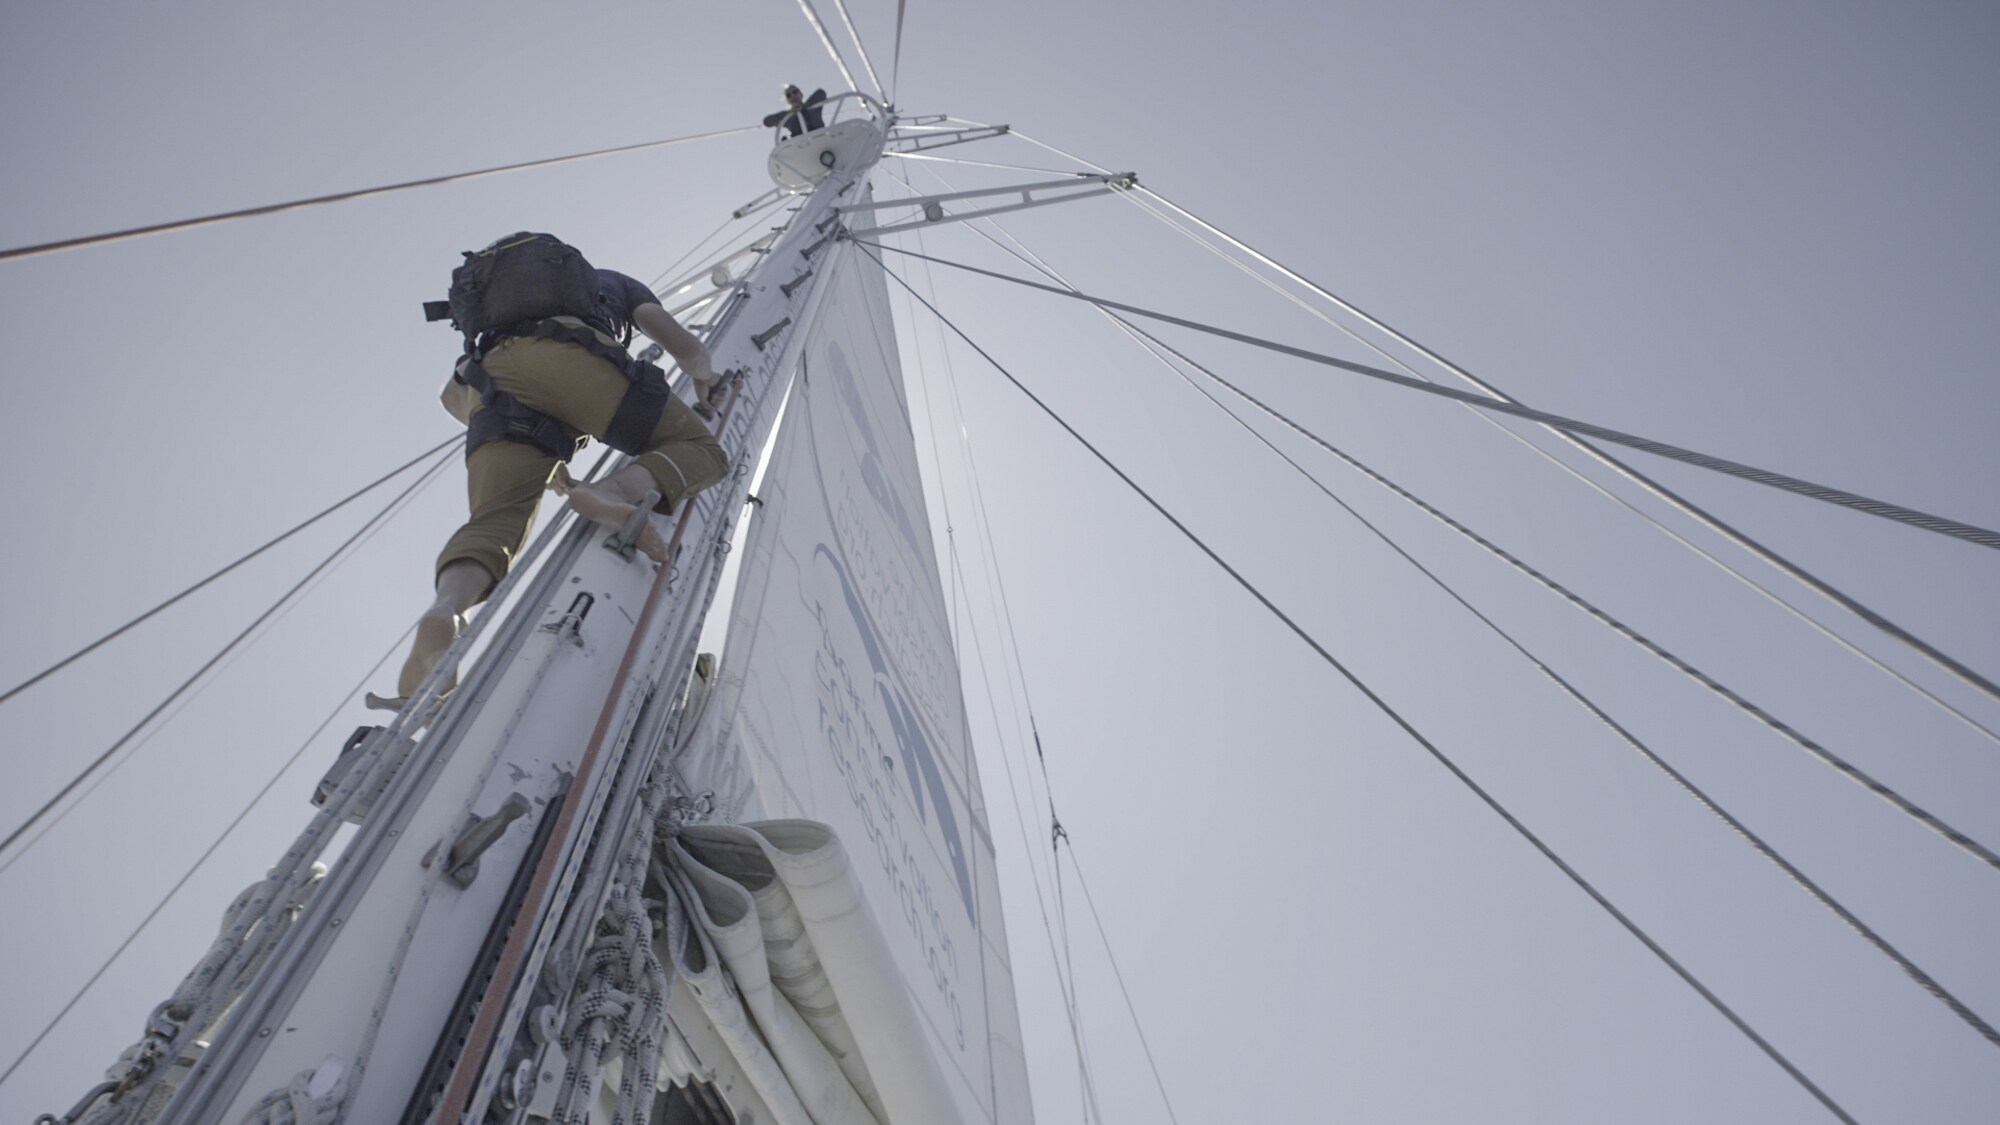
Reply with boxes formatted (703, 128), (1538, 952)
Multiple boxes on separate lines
(762, 88), (828, 137)
(594, 269), (661, 343)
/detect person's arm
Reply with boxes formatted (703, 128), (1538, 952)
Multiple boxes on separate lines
(805, 88), (827, 106)
(762, 109), (786, 127)
(631, 302), (714, 390)
(439, 364), (478, 425)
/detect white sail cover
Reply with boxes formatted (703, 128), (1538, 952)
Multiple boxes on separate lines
(675, 234), (1034, 1125)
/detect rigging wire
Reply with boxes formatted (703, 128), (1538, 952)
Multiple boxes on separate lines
(829, 0), (886, 99)
(890, 0), (909, 104)
(793, 0), (862, 96)
(863, 243), (1862, 1125)
(1101, 189), (2000, 749)
(0, 621), (418, 1089)
(644, 193), (789, 293)
(1113, 320), (2000, 1042)
(1057, 839), (1184, 1125)
(0, 125), (761, 264)
(0, 434), (461, 710)
(937, 195), (2000, 871)
(1049, 837), (1106, 1125)
(882, 150), (1106, 177)
(883, 208), (1106, 1116)
(0, 441), (462, 868)
(931, 190), (2000, 1046)
(1000, 127), (2000, 715)
(888, 182), (1142, 1104)
(860, 242), (2000, 554)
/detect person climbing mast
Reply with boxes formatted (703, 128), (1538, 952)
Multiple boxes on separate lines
(392, 233), (733, 706)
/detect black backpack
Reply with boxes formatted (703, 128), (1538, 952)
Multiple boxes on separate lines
(423, 232), (602, 340)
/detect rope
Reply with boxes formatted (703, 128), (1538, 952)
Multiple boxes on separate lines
(865, 241), (2000, 554)
(0, 125), (760, 264)
(0, 434), (460, 709)
(793, 0), (861, 96)
(864, 244), (1861, 1125)
(0, 443), (459, 868)
(938, 198), (2000, 1045)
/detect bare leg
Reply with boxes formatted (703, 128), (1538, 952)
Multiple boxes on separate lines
(563, 463), (668, 563)
(396, 559), (490, 698)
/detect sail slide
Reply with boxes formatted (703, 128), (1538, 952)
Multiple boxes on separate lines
(675, 217), (1034, 1125)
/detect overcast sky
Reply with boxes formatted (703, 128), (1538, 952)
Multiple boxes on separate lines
(2, 2), (1998, 1123)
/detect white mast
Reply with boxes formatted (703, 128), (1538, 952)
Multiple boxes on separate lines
(47, 93), (1042, 1125)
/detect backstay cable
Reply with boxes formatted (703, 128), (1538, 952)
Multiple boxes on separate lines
(867, 244), (1860, 1125)
(862, 242), (2000, 554)
(0, 125), (760, 264)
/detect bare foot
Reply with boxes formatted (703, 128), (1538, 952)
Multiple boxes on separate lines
(547, 464), (577, 497)
(566, 481), (667, 564)
(397, 605), (463, 697)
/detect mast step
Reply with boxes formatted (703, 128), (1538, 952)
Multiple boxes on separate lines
(604, 490), (663, 558)
(312, 724), (418, 825)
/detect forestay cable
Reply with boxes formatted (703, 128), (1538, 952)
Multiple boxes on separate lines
(945, 203), (2000, 1042)
(0, 434), (461, 709)
(0, 125), (760, 263)
(866, 245), (1861, 1125)
(862, 241), (2000, 553)
(0, 442), (461, 867)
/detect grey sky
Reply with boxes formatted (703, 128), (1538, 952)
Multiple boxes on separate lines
(2, 2), (1997, 1123)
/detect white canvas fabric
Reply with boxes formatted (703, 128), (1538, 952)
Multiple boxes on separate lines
(673, 222), (1034, 1123)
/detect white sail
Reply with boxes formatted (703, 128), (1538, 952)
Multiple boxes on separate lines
(674, 203), (1034, 1125)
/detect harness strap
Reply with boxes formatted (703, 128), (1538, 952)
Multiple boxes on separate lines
(458, 360), (583, 462)
(463, 319), (673, 459)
